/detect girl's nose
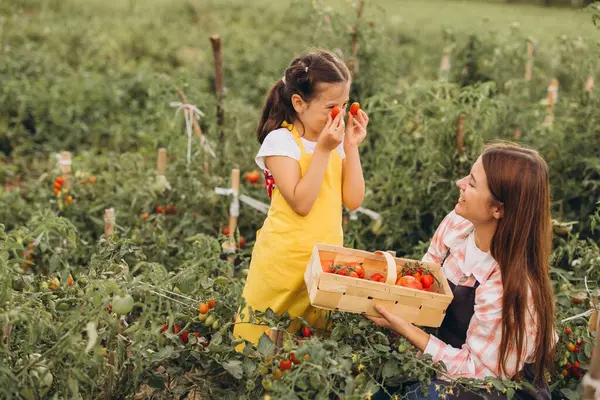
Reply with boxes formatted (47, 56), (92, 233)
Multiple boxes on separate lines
(456, 177), (467, 190)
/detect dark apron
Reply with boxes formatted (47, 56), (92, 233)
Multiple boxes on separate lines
(434, 252), (550, 400)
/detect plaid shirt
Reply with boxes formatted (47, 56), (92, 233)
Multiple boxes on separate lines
(422, 210), (540, 380)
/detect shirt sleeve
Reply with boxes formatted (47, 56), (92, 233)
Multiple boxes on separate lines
(255, 128), (301, 172)
(424, 272), (533, 380)
(422, 211), (458, 264)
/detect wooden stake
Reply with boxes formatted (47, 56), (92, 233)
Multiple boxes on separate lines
(456, 113), (465, 155)
(439, 47), (451, 82)
(59, 151), (72, 189)
(582, 313), (600, 400)
(210, 35), (224, 142)
(104, 208), (115, 237)
(525, 42), (533, 81)
(543, 79), (559, 126)
(585, 75), (594, 94)
(228, 168), (240, 250)
(156, 148), (167, 176)
(176, 89), (210, 174)
(348, 0), (365, 76)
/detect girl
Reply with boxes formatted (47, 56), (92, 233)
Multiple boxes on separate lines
(233, 50), (369, 348)
(369, 142), (555, 399)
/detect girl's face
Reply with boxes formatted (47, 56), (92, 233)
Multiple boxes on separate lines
(293, 82), (350, 138)
(455, 156), (503, 225)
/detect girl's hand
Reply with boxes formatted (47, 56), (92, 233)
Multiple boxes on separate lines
(366, 305), (407, 334)
(317, 111), (345, 152)
(345, 109), (369, 149)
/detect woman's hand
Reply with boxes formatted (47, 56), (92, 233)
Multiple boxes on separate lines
(344, 109), (369, 150)
(366, 305), (407, 334)
(366, 305), (431, 352)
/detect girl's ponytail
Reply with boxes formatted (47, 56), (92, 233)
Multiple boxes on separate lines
(257, 79), (295, 144)
(256, 49), (351, 144)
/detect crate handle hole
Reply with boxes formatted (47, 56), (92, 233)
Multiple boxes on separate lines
(395, 301), (398, 304)
(343, 292), (346, 296)
(367, 296), (373, 300)
(419, 305), (423, 310)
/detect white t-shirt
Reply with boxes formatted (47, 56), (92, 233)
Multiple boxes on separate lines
(256, 128), (345, 173)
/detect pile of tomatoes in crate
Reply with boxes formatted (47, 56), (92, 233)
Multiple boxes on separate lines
(320, 260), (437, 292)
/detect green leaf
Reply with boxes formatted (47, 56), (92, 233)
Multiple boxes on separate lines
(374, 344), (391, 353)
(257, 334), (275, 357)
(489, 378), (505, 392)
(222, 360), (244, 380)
(560, 388), (579, 400)
(210, 331), (223, 346)
(382, 359), (400, 379)
(147, 373), (165, 389)
(584, 342), (593, 358)
(506, 388), (515, 400)
(242, 358), (255, 375)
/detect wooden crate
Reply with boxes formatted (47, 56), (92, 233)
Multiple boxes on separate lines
(304, 244), (454, 328)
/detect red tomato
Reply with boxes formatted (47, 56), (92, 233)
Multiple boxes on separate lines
(172, 325), (182, 334)
(302, 327), (312, 338)
(321, 260), (334, 272)
(238, 236), (246, 248)
(354, 265), (366, 279)
(349, 271), (359, 278)
(245, 170), (261, 184)
(160, 324), (169, 333)
(222, 226), (230, 236)
(574, 361), (580, 368)
(349, 102), (360, 116)
(181, 331), (189, 344)
(420, 274), (435, 289)
(199, 303), (209, 315)
(564, 327), (572, 335)
(279, 359), (292, 371)
(331, 106), (341, 119)
(337, 269), (348, 276)
(156, 205), (164, 214)
(567, 343), (576, 352)
(290, 352), (301, 365)
(412, 272), (421, 281)
(208, 300), (216, 309)
(370, 273), (385, 282)
(396, 276), (423, 290)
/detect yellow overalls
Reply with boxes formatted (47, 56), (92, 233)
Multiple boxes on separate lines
(233, 122), (344, 348)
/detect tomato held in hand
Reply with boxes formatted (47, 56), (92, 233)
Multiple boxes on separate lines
(349, 102), (360, 116)
(331, 106), (341, 119)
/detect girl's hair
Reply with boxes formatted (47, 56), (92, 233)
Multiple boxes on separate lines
(257, 49), (351, 143)
(482, 142), (555, 381)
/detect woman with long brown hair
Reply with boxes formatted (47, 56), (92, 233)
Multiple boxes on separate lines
(369, 142), (556, 399)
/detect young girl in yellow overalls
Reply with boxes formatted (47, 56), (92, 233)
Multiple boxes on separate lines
(233, 49), (370, 348)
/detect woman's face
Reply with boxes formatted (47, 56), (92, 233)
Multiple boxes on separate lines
(455, 156), (502, 225)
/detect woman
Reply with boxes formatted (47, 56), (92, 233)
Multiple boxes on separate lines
(369, 142), (556, 399)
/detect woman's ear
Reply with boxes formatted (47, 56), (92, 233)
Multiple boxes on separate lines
(291, 94), (306, 113)
(493, 203), (504, 220)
